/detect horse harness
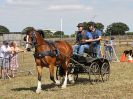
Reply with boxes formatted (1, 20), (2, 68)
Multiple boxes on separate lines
(33, 41), (59, 59)
(28, 31), (60, 66)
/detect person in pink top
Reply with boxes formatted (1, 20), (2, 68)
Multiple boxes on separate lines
(10, 41), (24, 77)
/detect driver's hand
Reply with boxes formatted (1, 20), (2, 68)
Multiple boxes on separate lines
(81, 39), (86, 43)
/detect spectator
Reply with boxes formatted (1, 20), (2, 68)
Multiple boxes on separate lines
(104, 36), (117, 61)
(10, 41), (25, 77)
(104, 37), (113, 61)
(0, 41), (11, 79)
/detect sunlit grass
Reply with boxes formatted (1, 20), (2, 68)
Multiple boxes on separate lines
(0, 46), (133, 99)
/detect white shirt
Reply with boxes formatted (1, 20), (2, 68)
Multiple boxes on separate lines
(0, 45), (11, 59)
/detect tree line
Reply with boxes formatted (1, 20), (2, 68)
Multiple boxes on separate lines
(0, 21), (132, 38)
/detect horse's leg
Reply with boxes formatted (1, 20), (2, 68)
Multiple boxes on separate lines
(36, 66), (43, 93)
(61, 61), (69, 89)
(61, 70), (68, 89)
(49, 64), (60, 85)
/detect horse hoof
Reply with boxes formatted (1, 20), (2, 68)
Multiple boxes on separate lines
(61, 85), (66, 89)
(55, 80), (61, 85)
(36, 89), (42, 94)
(69, 80), (75, 84)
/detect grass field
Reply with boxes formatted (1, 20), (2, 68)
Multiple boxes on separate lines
(0, 46), (133, 99)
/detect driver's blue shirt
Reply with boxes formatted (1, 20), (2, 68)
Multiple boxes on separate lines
(76, 30), (92, 44)
(86, 31), (93, 39)
(91, 29), (102, 46)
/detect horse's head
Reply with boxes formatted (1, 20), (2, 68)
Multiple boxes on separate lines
(24, 27), (37, 51)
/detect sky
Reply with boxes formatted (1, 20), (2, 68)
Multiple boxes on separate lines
(0, 0), (133, 35)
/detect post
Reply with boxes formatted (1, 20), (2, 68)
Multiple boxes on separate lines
(60, 18), (63, 39)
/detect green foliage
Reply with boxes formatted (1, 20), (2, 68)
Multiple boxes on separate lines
(53, 31), (64, 38)
(0, 25), (9, 33)
(83, 21), (104, 31)
(22, 27), (34, 34)
(106, 22), (129, 35)
(83, 22), (89, 30)
(95, 22), (104, 32)
(63, 35), (69, 38)
(71, 33), (76, 37)
(43, 30), (53, 38)
(22, 27), (68, 38)
(126, 32), (133, 35)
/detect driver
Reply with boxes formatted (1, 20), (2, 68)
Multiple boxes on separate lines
(73, 23), (93, 55)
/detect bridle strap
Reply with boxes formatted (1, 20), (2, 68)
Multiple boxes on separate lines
(31, 31), (37, 47)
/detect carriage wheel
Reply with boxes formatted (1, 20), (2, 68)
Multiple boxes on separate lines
(88, 62), (100, 84)
(101, 62), (110, 82)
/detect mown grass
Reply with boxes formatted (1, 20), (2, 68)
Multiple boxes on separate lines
(0, 45), (133, 99)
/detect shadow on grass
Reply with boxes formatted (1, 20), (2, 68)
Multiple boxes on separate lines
(75, 78), (91, 84)
(11, 83), (56, 92)
(68, 77), (103, 86)
(11, 78), (103, 92)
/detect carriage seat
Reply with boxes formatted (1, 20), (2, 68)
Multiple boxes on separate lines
(84, 47), (97, 58)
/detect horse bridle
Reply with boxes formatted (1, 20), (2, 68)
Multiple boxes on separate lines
(27, 31), (37, 47)
(31, 31), (37, 47)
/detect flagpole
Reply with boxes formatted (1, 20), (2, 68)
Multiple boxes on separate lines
(60, 18), (63, 39)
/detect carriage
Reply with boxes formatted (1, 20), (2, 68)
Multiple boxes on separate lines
(56, 48), (110, 84)
(25, 28), (110, 93)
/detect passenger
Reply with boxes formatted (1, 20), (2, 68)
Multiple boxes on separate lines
(73, 23), (93, 55)
(88, 22), (102, 58)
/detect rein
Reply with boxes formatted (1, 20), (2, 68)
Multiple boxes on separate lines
(31, 31), (37, 47)
(28, 31), (74, 66)
(29, 31), (59, 58)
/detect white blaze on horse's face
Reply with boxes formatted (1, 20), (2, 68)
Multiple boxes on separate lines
(25, 35), (30, 49)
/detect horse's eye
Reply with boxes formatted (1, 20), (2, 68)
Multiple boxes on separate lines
(23, 36), (26, 41)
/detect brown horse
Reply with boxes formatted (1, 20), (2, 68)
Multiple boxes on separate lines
(25, 28), (73, 93)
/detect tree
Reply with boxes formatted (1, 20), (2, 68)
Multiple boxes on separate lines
(83, 22), (88, 30)
(95, 22), (104, 32)
(106, 22), (129, 35)
(83, 21), (104, 31)
(53, 31), (64, 38)
(22, 27), (35, 34)
(126, 32), (133, 35)
(0, 25), (9, 33)
(43, 30), (53, 38)
(71, 33), (76, 37)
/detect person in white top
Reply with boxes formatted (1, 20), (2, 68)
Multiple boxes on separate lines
(0, 41), (11, 79)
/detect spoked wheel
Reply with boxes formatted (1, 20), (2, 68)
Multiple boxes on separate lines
(89, 62), (100, 84)
(101, 62), (110, 82)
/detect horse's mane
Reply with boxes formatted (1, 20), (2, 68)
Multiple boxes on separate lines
(37, 30), (45, 38)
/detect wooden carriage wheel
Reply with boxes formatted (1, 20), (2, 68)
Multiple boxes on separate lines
(88, 62), (100, 84)
(101, 62), (110, 82)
